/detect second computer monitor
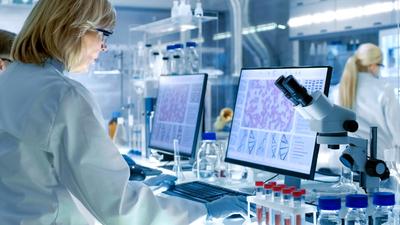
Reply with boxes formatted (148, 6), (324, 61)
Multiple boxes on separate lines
(225, 67), (332, 180)
(149, 74), (207, 159)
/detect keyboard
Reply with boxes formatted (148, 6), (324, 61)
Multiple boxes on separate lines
(134, 164), (163, 176)
(163, 181), (249, 203)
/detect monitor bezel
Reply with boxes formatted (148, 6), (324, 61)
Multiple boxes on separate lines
(224, 66), (332, 180)
(148, 73), (208, 160)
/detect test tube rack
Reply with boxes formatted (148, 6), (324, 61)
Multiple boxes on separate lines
(246, 196), (317, 225)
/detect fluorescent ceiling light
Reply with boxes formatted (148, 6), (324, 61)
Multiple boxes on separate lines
(213, 22), (286, 41)
(289, 1), (397, 28)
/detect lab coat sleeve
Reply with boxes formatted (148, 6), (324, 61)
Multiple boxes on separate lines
(381, 86), (400, 148)
(49, 87), (206, 225)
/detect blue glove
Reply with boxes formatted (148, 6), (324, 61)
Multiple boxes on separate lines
(143, 174), (177, 188)
(205, 195), (248, 220)
(122, 154), (136, 167)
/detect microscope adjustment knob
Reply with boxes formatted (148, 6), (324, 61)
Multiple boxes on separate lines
(343, 120), (358, 132)
(365, 159), (390, 180)
(339, 153), (354, 169)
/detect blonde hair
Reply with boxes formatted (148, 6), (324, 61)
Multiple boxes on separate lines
(338, 43), (382, 108)
(11, 0), (115, 71)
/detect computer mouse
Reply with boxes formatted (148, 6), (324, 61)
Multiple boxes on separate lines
(129, 166), (146, 181)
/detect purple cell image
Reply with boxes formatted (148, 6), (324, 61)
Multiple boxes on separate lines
(242, 80), (294, 132)
(157, 84), (189, 123)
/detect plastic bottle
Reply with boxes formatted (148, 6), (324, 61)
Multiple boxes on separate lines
(255, 181), (264, 225)
(171, 0), (179, 18)
(185, 41), (199, 74)
(165, 45), (175, 74)
(373, 192), (395, 225)
(196, 132), (220, 181)
(143, 44), (152, 78)
(344, 194), (368, 225)
(161, 56), (169, 75)
(171, 43), (185, 75)
(317, 196), (341, 225)
(194, 1), (203, 17)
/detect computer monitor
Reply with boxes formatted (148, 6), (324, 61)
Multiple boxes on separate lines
(225, 67), (332, 180)
(149, 74), (207, 159)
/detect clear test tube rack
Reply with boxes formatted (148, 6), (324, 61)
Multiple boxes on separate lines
(246, 196), (317, 225)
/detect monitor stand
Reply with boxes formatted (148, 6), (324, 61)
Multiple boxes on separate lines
(284, 176), (301, 189)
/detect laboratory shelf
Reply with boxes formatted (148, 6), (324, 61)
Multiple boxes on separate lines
(129, 15), (217, 37)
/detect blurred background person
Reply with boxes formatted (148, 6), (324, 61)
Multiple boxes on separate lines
(337, 43), (400, 160)
(0, 29), (16, 72)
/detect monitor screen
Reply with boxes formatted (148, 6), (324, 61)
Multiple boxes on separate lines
(149, 74), (207, 158)
(225, 67), (332, 179)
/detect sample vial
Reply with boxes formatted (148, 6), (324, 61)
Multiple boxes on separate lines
(255, 181), (264, 225)
(264, 183), (274, 225)
(373, 192), (395, 225)
(292, 191), (304, 225)
(317, 196), (341, 225)
(282, 188), (294, 225)
(344, 194), (368, 225)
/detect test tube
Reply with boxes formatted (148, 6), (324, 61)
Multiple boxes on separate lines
(292, 190), (304, 225)
(255, 181), (264, 225)
(272, 185), (285, 225)
(264, 183), (274, 225)
(282, 188), (294, 225)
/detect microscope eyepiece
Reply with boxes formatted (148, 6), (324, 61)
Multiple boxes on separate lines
(275, 75), (300, 106)
(281, 75), (313, 107)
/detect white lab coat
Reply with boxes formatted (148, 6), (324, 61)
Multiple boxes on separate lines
(0, 60), (206, 225)
(331, 72), (400, 160)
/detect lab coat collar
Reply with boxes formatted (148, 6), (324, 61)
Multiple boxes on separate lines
(47, 58), (65, 73)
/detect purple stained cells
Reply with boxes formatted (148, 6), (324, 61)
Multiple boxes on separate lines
(242, 80), (295, 132)
(158, 84), (189, 123)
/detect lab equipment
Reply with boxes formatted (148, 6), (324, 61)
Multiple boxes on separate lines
(373, 192), (395, 225)
(225, 67), (332, 185)
(163, 180), (249, 203)
(185, 41), (199, 74)
(113, 116), (128, 147)
(165, 45), (175, 74)
(274, 74), (390, 192)
(171, 0), (179, 18)
(161, 56), (169, 75)
(172, 139), (185, 182)
(263, 183), (274, 225)
(317, 196), (341, 225)
(195, 132), (220, 181)
(344, 194), (368, 225)
(205, 195), (248, 220)
(292, 190), (305, 225)
(194, 0), (203, 17)
(171, 43), (185, 75)
(272, 185), (284, 225)
(149, 74), (207, 162)
(282, 188), (294, 225)
(255, 181), (264, 225)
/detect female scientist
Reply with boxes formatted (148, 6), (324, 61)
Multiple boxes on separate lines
(338, 43), (400, 159)
(0, 0), (245, 224)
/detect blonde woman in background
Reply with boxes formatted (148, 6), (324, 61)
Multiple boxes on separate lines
(337, 43), (400, 160)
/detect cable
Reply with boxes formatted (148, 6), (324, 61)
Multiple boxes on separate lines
(263, 173), (279, 183)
